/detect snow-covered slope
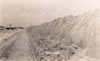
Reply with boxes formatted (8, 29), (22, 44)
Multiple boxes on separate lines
(27, 10), (100, 61)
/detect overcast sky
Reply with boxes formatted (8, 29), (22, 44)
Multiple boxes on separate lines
(0, 0), (100, 27)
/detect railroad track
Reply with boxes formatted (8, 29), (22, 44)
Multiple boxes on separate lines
(26, 31), (41, 61)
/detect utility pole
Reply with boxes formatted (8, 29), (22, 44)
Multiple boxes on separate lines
(9, 24), (12, 30)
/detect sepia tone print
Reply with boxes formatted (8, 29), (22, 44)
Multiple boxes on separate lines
(0, 0), (100, 61)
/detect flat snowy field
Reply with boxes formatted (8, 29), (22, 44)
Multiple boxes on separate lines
(0, 30), (22, 44)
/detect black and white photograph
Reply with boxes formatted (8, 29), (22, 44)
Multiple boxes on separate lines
(0, 0), (100, 61)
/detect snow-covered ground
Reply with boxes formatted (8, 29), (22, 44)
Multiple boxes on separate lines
(0, 30), (36, 61)
(0, 30), (23, 44)
(0, 30), (15, 43)
(68, 49), (100, 61)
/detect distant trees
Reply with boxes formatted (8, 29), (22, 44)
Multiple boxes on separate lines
(0, 24), (24, 30)
(0, 26), (5, 30)
(18, 26), (24, 29)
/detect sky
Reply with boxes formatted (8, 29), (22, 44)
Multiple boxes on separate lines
(0, 0), (100, 27)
